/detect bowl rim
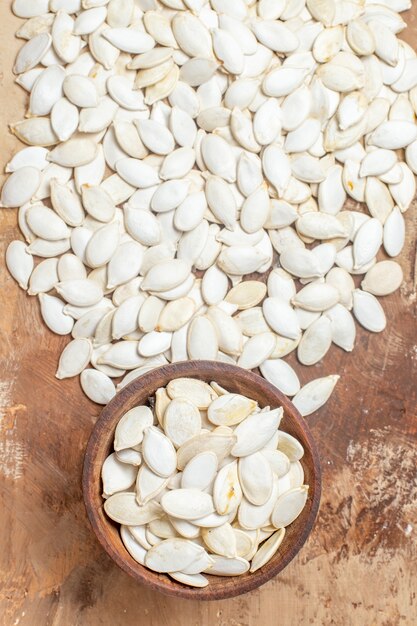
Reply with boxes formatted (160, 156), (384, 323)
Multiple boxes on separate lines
(82, 360), (321, 601)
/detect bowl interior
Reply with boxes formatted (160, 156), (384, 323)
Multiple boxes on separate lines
(83, 361), (321, 601)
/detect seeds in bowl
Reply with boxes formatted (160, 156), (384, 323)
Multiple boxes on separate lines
(101, 378), (309, 588)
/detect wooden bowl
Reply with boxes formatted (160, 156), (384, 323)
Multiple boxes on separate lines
(83, 361), (321, 601)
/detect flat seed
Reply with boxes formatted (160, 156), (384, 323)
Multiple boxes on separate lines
(237, 333), (276, 370)
(207, 394), (257, 427)
(164, 398), (201, 448)
(260, 359), (300, 397)
(232, 408), (283, 457)
(102, 453), (137, 496)
(213, 460), (242, 516)
(114, 406), (153, 452)
(161, 489), (214, 520)
(239, 452), (273, 506)
(146, 537), (206, 573)
(205, 555), (249, 576)
(271, 486), (308, 529)
(297, 316), (332, 366)
(47, 138), (98, 168)
(181, 451), (218, 491)
(142, 425), (177, 477)
(80, 368), (116, 404)
(263, 298), (301, 340)
(177, 432), (236, 470)
(352, 289), (386, 333)
(141, 259), (191, 293)
(1, 167), (41, 208)
(250, 528), (285, 573)
(13, 32), (52, 74)
(292, 374), (339, 417)
(6, 240), (34, 290)
(28, 257), (59, 295)
(238, 474), (279, 530)
(167, 378), (217, 409)
(136, 465), (168, 506)
(104, 492), (162, 525)
(292, 282), (339, 312)
(361, 261), (403, 296)
(202, 523), (237, 558)
(157, 298), (195, 332)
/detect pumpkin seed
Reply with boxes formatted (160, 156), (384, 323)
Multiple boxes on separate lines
(105, 492), (162, 525)
(6, 240), (34, 290)
(361, 261), (403, 296)
(292, 374), (339, 416)
(164, 398), (201, 448)
(146, 537), (207, 573)
(80, 368), (116, 404)
(102, 452), (137, 496)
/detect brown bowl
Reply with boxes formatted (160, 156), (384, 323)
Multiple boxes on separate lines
(83, 361), (321, 601)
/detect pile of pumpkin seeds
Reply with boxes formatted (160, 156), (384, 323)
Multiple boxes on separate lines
(3, 0), (415, 413)
(102, 378), (308, 586)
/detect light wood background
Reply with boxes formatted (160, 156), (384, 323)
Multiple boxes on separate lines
(0, 3), (416, 625)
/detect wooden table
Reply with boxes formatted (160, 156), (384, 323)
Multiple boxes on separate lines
(0, 4), (416, 625)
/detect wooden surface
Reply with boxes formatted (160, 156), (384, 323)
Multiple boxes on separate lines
(0, 2), (416, 625)
(83, 361), (321, 601)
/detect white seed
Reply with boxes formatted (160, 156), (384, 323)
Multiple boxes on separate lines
(237, 333), (276, 370)
(389, 163), (415, 212)
(218, 246), (269, 276)
(47, 138), (98, 168)
(28, 257), (59, 295)
(325, 304), (356, 353)
(39, 293), (74, 335)
(260, 359), (300, 397)
(143, 426), (177, 478)
(352, 289), (386, 333)
(146, 537), (207, 573)
(361, 261), (403, 296)
(181, 452), (218, 491)
(142, 259), (191, 293)
(102, 453), (137, 496)
(297, 316), (332, 366)
(206, 555), (249, 576)
(104, 492), (162, 526)
(13, 32), (52, 74)
(201, 133), (236, 182)
(187, 316), (218, 360)
(52, 11), (81, 64)
(271, 486), (308, 529)
(161, 489), (214, 521)
(368, 121), (417, 149)
(263, 298), (301, 340)
(63, 74), (99, 108)
(6, 240), (34, 290)
(99, 341), (144, 370)
(102, 28), (155, 54)
(107, 75), (147, 111)
(80, 368), (116, 404)
(164, 398), (202, 448)
(136, 465), (168, 506)
(85, 222), (120, 268)
(292, 375), (339, 417)
(1, 167), (41, 208)
(353, 218), (383, 270)
(232, 408), (282, 457)
(213, 460), (242, 515)
(56, 279), (103, 307)
(114, 406), (153, 452)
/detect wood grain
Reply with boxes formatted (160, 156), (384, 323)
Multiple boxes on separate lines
(0, 2), (416, 625)
(83, 361), (321, 600)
